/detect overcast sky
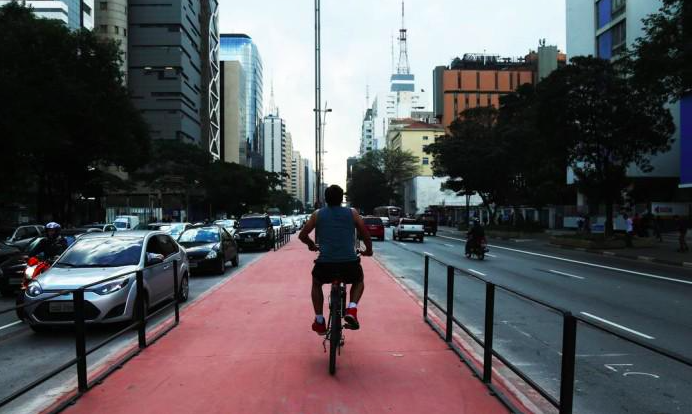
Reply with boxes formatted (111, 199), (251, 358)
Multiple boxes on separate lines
(219, 0), (566, 189)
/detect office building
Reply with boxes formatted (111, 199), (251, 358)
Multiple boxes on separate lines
(290, 152), (305, 204)
(128, 0), (219, 157)
(282, 132), (293, 190)
(304, 159), (315, 208)
(220, 34), (264, 168)
(220, 61), (246, 164)
(0, 0), (94, 29)
(346, 156), (359, 184)
(262, 114), (285, 178)
(567, 0), (688, 192)
(94, 0), (128, 78)
(359, 99), (377, 155)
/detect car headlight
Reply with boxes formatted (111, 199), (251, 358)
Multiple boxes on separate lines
(26, 282), (43, 297)
(205, 250), (218, 259)
(258, 232), (266, 238)
(93, 277), (130, 295)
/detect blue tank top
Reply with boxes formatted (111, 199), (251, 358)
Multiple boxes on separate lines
(316, 207), (357, 263)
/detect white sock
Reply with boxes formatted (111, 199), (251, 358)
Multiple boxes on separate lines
(315, 315), (325, 324)
(348, 302), (358, 309)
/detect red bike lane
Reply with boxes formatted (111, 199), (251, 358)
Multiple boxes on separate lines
(62, 240), (511, 414)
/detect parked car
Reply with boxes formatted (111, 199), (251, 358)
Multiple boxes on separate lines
(235, 214), (275, 251)
(419, 214), (438, 236)
(113, 215), (140, 231)
(363, 217), (385, 241)
(177, 225), (238, 274)
(22, 231), (189, 332)
(168, 222), (193, 239)
(379, 217), (390, 227)
(83, 223), (117, 232)
(147, 222), (172, 232)
(270, 216), (283, 238)
(0, 241), (25, 296)
(282, 217), (296, 234)
(392, 218), (425, 242)
(2, 225), (45, 250)
(214, 219), (238, 236)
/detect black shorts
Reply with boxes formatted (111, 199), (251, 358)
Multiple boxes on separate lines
(312, 260), (364, 285)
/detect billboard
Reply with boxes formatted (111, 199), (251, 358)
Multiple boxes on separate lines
(681, 94), (692, 187)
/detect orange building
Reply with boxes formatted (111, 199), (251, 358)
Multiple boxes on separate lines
(433, 48), (565, 129)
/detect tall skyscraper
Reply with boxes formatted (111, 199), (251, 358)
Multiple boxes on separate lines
(94, 0), (128, 78)
(220, 61), (246, 164)
(220, 34), (264, 168)
(304, 159), (315, 208)
(291, 151), (305, 204)
(128, 0), (219, 155)
(282, 132), (293, 190)
(359, 98), (377, 155)
(262, 114), (285, 178)
(1, 0), (94, 30)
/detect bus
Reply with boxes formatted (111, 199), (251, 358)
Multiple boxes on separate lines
(373, 206), (402, 226)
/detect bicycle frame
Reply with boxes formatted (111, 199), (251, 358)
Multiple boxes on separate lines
(325, 280), (347, 375)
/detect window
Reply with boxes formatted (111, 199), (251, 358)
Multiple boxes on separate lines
(422, 136), (429, 141)
(157, 235), (178, 257)
(611, 20), (627, 55)
(99, 24), (107, 33)
(611, 0), (626, 18)
(422, 158), (429, 165)
(123, 28), (127, 37)
(114, 26), (119, 34)
(100, 1), (107, 10)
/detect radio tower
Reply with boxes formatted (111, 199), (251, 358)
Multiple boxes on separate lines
(396, 1), (410, 75)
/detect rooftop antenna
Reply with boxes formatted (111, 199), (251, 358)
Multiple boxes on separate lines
(366, 84), (370, 108)
(269, 78), (276, 116)
(396, 1), (410, 75)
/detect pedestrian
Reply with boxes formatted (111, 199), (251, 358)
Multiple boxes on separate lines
(623, 214), (634, 247)
(653, 215), (663, 242)
(675, 215), (689, 252)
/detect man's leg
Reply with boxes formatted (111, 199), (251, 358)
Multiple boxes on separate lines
(349, 281), (364, 304)
(311, 280), (324, 315)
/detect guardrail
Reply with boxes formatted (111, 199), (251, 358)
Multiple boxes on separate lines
(422, 254), (692, 414)
(274, 228), (292, 250)
(0, 260), (182, 412)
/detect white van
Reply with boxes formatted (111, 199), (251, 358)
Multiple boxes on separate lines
(113, 215), (140, 231)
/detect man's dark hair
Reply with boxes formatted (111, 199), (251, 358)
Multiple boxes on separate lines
(324, 185), (344, 207)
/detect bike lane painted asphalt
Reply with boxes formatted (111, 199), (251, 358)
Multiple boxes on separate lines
(61, 239), (510, 414)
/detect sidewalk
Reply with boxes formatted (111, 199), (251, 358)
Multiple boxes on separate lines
(439, 226), (692, 268)
(62, 240), (509, 414)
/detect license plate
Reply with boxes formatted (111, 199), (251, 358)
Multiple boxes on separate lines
(189, 262), (198, 268)
(9, 278), (22, 284)
(49, 302), (74, 313)
(245, 237), (254, 242)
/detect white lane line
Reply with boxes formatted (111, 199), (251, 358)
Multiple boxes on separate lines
(486, 253), (497, 258)
(423, 252), (435, 257)
(468, 269), (486, 277)
(0, 320), (22, 332)
(398, 242), (406, 247)
(580, 312), (655, 340)
(440, 235), (692, 287)
(548, 269), (585, 280)
(444, 243), (454, 248)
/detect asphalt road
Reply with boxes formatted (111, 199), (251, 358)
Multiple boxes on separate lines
(0, 250), (266, 412)
(373, 227), (692, 414)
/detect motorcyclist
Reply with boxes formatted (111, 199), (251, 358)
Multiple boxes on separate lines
(465, 218), (486, 255)
(33, 222), (68, 262)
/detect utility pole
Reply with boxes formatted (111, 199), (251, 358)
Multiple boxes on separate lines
(314, 0), (322, 206)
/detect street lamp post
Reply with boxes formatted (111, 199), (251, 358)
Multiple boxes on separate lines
(314, 0), (322, 206)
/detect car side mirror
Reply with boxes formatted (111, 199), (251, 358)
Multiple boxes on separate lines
(147, 253), (164, 266)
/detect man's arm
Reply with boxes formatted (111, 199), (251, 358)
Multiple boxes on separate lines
(299, 212), (319, 251)
(352, 209), (373, 256)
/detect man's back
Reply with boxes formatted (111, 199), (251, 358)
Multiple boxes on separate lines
(315, 206), (357, 263)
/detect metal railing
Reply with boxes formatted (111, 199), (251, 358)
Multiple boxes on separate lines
(274, 228), (292, 250)
(0, 260), (182, 412)
(422, 254), (692, 414)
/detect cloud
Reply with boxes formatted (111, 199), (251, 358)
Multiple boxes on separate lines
(219, 0), (566, 189)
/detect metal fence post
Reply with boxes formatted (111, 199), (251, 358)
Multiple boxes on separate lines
(483, 283), (495, 383)
(73, 288), (88, 392)
(445, 266), (454, 343)
(423, 255), (429, 318)
(559, 313), (578, 414)
(173, 260), (180, 325)
(136, 270), (146, 349)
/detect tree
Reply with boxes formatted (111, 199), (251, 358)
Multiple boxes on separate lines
(203, 161), (276, 217)
(540, 57), (675, 236)
(626, 0), (691, 100)
(354, 148), (419, 206)
(0, 2), (151, 223)
(346, 163), (390, 214)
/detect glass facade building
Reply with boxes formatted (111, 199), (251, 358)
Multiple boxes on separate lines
(0, 0), (93, 30)
(220, 34), (264, 168)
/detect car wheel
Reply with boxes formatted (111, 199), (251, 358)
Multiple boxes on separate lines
(218, 256), (226, 275)
(30, 325), (51, 334)
(231, 254), (239, 267)
(178, 273), (189, 302)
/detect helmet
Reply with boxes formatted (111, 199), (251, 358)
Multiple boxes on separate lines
(46, 222), (61, 230)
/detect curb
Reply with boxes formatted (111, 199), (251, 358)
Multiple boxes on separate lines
(552, 243), (690, 268)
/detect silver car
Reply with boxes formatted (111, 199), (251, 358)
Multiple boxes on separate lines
(23, 231), (189, 332)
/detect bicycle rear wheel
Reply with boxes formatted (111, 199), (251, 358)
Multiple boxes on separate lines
(329, 285), (341, 375)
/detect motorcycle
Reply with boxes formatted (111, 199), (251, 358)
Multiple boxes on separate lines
(465, 236), (489, 260)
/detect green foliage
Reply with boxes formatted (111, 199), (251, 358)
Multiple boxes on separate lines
(346, 163), (390, 214)
(0, 2), (151, 221)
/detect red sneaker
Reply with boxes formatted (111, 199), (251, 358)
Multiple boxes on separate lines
(344, 307), (360, 330)
(312, 320), (327, 335)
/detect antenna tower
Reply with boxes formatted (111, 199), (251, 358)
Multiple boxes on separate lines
(396, 1), (410, 75)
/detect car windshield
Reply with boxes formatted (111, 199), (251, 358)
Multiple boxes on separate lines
(178, 228), (219, 244)
(271, 218), (281, 226)
(240, 218), (267, 229)
(56, 237), (142, 268)
(364, 218), (383, 225)
(168, 223), (186, 236)
(214, 220), (235, 227)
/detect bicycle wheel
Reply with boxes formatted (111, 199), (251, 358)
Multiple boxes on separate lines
(329, 285), (341, 375)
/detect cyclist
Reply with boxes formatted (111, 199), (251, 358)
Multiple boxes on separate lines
(299, 185), (373, 335)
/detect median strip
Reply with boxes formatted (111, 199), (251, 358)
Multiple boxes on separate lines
(580, 312), (655, 340)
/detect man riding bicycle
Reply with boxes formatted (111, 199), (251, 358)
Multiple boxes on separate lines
(299, 185), (373, 335)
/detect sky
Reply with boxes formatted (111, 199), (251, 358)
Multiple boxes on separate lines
(219, 0), (566, 189)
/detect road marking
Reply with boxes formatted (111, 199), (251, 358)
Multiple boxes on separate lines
(423, 252), (435, 257)
(605, 363), (633, 372)
(398, 242), (406, 247)
(623, 372), (659, 379)
(439, 234), (692, 287)
(580, 312), (655, 340)
(486, 253), (497, 258)
(0, 321), (22, 332)
(467, 269), (486, 277)
(444, 243), (454, 248)
(548, 269), (585, 280)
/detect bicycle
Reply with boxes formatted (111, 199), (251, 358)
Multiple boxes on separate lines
(323, 277), (347, 375)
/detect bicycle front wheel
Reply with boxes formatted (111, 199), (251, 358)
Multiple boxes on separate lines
(329, 286), (341, 375)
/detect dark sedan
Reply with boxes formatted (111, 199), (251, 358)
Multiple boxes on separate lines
(178, 226), (238, 274)
(234, 215), (274, 251)
(0, 242), (25, 296)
